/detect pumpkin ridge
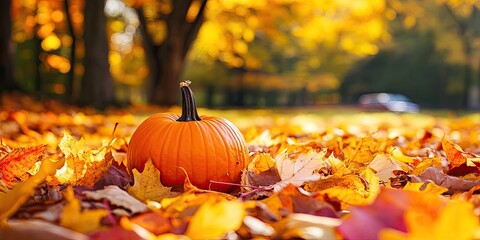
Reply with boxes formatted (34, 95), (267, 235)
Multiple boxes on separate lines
(212, 118), (248, 178)
(128, 116), (165, 172)
(203, 119), (231, 185)
(191, 121), (207, 187)
(158, 121), (181, 186)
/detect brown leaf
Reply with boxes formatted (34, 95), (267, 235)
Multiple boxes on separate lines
(83, 185), (147, 215)
(410, 166), (480, 194)
(0, 145), (48, 188)
(0, 219), (88, 240)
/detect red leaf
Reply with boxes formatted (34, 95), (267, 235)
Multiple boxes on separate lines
(0, 145), (48, 188)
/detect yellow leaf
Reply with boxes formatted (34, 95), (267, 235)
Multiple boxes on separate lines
(304, 168), (379, 205)
(127, 158), (174, 202)
(185, 199), (245, 239)
(248, 153), (277, 173)
(408, 200), (478, 240)
(389, 147), (414, 163)
(59, 186), (108, 233)
(381, 200), (479, 240)
(0, 157), (64, 225)
(53, 131), (112, 186)
(403, 182), (448, 195)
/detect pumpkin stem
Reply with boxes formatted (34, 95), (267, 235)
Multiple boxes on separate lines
(177, 80), (202, 122)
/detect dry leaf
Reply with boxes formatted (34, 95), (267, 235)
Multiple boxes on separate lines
(338, 188), (445, 240)
(273, 149), (328, 191)
(402, 182), (448, 195)
(83, 185), (147, 215)
(369, 153), (409, 182)
(0, 219), (88, 240)
(273, 213), (341, 239)
(0, 157), (65, 225)
(0, 145), (48, 188)
(52, 131), (112, 187)
(59, 187), (108, 233)
(304, 168), (380, 205)
(185, 199), (245, 239)
(242, 153), (281, 189)
(127, 158), (174, 202)
(410, 166), (480, 194)
(379, 199), (478, 240)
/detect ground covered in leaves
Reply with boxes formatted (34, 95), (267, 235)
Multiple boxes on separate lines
(1, 93), (480, 240)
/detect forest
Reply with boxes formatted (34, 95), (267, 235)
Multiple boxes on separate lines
(1, 0), (479, 109)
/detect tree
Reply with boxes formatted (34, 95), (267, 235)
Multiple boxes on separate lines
(0, 0), (15, 92)
(388, 0), (480, 110)
(442, 2), (480, 110)
(78, 0), (114, 109)
(188, 0), (390, 106)
(134, 0), (208, 106)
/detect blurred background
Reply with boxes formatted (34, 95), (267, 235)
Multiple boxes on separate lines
(0, 0), (479, 110)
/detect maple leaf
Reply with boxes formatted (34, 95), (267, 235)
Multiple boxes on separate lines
(0, 144), (48, 188)
(59, 186), (108, 233)
(304, 168), (380, 206)
(0, 157), (64, 225)
(402, 181), (448, 195)
(369, 153), (410, 182)
(242, 153), (281, 191)
(83, 185), (147, 215)
(410, 166), (480, 194)
(51, 131), (113, 187)
(378, 198), (478, 240)
(273, 149), (328, 191)
(127, 158), (174, 202)
(185, 199), (246, 239)
(338, 188), (445, 240)
(442, 137), (480, 172)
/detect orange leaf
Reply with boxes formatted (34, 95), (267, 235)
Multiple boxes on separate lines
(442, 137), (467, 168)
(0, 145), (48, 188)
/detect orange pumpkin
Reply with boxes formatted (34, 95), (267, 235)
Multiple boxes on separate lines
(127, 81), (250, 192)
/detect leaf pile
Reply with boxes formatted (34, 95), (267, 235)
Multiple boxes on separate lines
(1, 94), (480, 239)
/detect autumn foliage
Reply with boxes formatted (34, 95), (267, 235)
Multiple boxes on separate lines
(1, 93), (480, 239)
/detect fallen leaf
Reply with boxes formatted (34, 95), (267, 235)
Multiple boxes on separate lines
(304, 168), (380, 205)
(442, 137), (480, 170)
(369, 153), (409, 182)
(410, 166), (480, 193)
(89, 225), (142, 240)
(338, 188), (445, 240)
(379, 199), (478, 240)
(0, 157), (64, 225)
(0, 219), (88, 240)
(127, 158), (174, 202)
(273, 149), (328, 191)
(273, 213), (341, 239)
(402, 181), (448, 195)
(185, 199), (245, 239)
(241, 153), (281, 197)
(0, 145), (48, 188)
(83, 185), (147, 215)
(343, 137), (377, 165)
(52, 131), (112, 187)
(59, 186), (108, 233)
(128, 212), (177, 235)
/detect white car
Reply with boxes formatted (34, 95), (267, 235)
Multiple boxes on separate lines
(357, 93), (420, 113)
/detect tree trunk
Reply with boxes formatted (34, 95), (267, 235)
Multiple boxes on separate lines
(64, 0), (76, 104)
(0, 0), (15, 93)
(140, 0), (207, 106)
(78, 0), (113, 109)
